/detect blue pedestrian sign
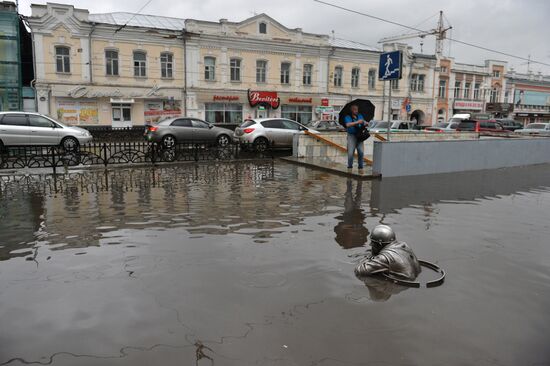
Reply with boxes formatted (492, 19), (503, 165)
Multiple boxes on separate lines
(378, 50), (403, 81)
(406, 104), (411, 113)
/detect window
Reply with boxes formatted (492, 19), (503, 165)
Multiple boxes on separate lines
(256, 60), (267, 83)
(281, 120), (301, 130)
(259, 22), (267, 34)
(0, 114), (27, 126)
(303, 64), (312, 86)
(230, 58), (241, 82)
(492, 70), (501, 78)
(368, 69), (376, 89)
(192, 120), (210, 128)
(438, 80), (447, 98)
(204, 57), (216, 81)
(261, 120), (285, 129)
(410, 74), (425, 92)
(390, 79), (399, 90)
(281, 62), (291, 84)
(454, 81), (461, 98)
(464, 82), (471, 99)
(351, 68), (360, 88)
(112, 104), (131, 122)
(55, 46), (70, 73)
(440, 66), (448, 73)
(29, 115), (55, 128)
(105, 50), (119, 76)
(473, 83), (480, 99)
(281, 105), (313, 124)
(490, 88), (499, 103)
(171, 118), (193, 127)
(133, 51), (146, 77)
(161, 52), (173, 78)
(205, 103), (243, 124)
(333, 66), (343, 87)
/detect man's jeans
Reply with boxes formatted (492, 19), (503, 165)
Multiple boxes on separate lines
(347, 133), (364, 169)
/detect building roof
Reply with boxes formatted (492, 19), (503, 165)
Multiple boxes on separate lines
(330, 38), (380, 52)
(88, 12), (185, 31)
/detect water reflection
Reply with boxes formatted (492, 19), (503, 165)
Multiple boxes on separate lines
(334, 179), (369, 249)
(358, 275), (409, 301)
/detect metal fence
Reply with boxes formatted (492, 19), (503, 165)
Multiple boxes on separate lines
(0, 141), (275, 173)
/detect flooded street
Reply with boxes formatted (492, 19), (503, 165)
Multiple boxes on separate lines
(1, 162), (550, 366)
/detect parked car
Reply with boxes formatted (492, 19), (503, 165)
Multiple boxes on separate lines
(144, 117), (234, 148)
(306, 120), (345, 132)
(496, 119), (523, 131)
(425, 122), (460, 133)
(456, 119), (509, 134)
(515, 123), (550, 136)
(0, 111), (92, 149)
(234, 118), (319, 151)
(369, 121), (417, 133)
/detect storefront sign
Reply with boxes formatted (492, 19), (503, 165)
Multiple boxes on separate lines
(213, 95), (240, 102)
(248, 90), (280, 109)
(485, 103), (514, 113)
(391, 99), (403, 109)
(288, 97), (313, 104)
(321, 98), (329, 106)
(454, 100), (484, 110)
(315, 106), (335, 114)
(56, 100), (99, 125)
(144, 100), (182, 123)
(67, 85), (165, 99)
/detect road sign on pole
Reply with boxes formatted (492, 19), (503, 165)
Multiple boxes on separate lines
(379, 50), (403, 141)
(378, 50), (403, 81)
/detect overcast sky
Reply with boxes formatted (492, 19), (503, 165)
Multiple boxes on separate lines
(19, 0), (550, 74)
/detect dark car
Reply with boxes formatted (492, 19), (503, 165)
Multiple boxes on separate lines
(144, 117), (234, 148)
(496, 119), (523, 131)
(456, 119), (509, 134)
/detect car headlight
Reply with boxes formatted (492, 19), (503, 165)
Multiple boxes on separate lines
(79, 131), (91, 137)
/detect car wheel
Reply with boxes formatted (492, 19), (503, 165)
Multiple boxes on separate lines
(162, 135), (176, 149)
(254, 137), (269, 152)
(61, 136), (79, 151)
(217, 134), (230, 147)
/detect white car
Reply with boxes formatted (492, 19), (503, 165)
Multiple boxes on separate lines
(515, 123), (550, 136)
(425, 122), (460, 133)
(369, 121), (417, 133)
(234, 118), (318, 151)
(0, 112), (92, 149)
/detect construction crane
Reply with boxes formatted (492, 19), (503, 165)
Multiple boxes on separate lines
(378, 11), (452, 56)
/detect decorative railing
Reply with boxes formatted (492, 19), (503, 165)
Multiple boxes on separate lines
(0, 141), (274, 173)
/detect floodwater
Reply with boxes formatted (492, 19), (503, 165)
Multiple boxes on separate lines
(1, 162), (550, 366)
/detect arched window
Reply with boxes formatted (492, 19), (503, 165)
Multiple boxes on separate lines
(256, 60), (267, 83)
(351, 67), (360, 88)
(160, 52), (173, 78)
(334, 66), (343, 87)
(259, 22), (267, 34)
(55, 46), (70, 73)
(204, 57), (216, 81)
(133, 51), (147, 77)
(105, 50), (119, 76)
(230, 58), (241, 82)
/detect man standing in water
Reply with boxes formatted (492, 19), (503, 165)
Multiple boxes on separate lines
(343, 104), (366, 172)
(355, 225), (421, 281)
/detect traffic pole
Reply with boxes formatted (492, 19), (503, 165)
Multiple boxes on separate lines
(387, 81), (392, 142)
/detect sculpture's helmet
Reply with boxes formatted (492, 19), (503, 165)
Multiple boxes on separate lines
(370, 225), (396, 247)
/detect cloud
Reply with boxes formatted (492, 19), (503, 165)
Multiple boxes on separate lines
(20, 0), (550, 73)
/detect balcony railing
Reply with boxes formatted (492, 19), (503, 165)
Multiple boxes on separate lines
(515, 104), (550, 113)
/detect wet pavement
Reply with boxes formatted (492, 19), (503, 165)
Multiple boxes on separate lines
(1, 162), (550, 365)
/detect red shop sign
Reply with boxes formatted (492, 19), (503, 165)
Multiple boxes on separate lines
(248, 89), (280, 109)
(321, 98), (329, 106)
(289, 97), (312, 104)
(213, 95), (240, 102)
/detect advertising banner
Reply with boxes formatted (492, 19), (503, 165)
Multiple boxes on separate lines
(144, 100), (182, 123)
(56, 99), (98, 124)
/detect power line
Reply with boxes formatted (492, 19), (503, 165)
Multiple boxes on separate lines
(313, 0), (550, 68)
(114, 0), (155, 34)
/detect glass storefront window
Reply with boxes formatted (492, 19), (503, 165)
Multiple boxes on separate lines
(205, 103), (243, 124)
(112, 104), (132, 122)
(281, 105), (313, 124)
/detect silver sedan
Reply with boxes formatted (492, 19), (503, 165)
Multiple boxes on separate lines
(0, 112), (92, 149)
(515, 123), (550, 136)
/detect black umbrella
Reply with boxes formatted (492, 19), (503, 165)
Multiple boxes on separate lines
(338, 99), (376, 127)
